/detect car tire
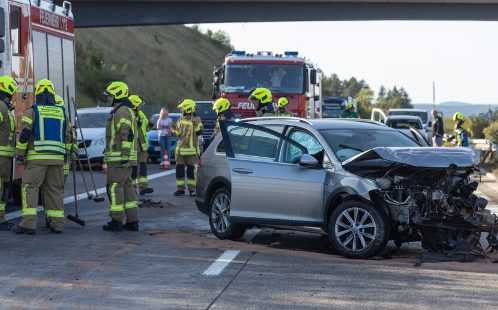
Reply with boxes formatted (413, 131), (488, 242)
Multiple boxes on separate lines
(328, 200), (389, 259)
(208, 187), (245, 240)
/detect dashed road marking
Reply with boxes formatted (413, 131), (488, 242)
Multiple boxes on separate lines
(7, 169), (176, 220)
(203, 250), (240, 276)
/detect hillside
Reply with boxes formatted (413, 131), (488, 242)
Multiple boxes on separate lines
(75, 25), (230, 113)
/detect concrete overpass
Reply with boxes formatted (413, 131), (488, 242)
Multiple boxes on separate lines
(70, 0), (498, 27)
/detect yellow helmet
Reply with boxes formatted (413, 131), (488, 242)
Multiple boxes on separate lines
(249, 88), (272, 106)
(277, 97), (289, 109)
(55, 95), (64, 106)
(0, 76), (17, 96)
(453, 112), (464, 122)
(35, 79), (55, 95)
(213, 98), (231, 115)
(104, 81), (129, 100)
(178, 99), (196, 114)
(129, 94), (143, 108)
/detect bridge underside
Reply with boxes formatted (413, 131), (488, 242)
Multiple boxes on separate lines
(72, 1), (498, 28)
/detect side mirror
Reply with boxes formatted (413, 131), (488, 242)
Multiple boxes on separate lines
(310, 69), (317, 85)
(299, 154), (320, 169)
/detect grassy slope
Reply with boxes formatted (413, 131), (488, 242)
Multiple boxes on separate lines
(75, 25), (229, 113)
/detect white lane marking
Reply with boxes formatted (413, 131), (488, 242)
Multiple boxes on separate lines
(203, 250), (240, 276)
(7, 169), (176, 219)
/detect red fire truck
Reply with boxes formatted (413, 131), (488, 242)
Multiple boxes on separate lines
(212, 51), (322, 118)
(1, 0), (75, 125)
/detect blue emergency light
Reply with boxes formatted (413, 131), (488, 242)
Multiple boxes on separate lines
(231, 50), (246, 56)
(284, 51), (299, 57)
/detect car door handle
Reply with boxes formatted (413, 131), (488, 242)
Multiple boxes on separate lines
(232, 168), (253, 175)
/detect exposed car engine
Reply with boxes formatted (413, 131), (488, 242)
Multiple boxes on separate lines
(344, 147), (498, 260)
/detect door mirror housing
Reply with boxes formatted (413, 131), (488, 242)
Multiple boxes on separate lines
(299, 154), (320, 169)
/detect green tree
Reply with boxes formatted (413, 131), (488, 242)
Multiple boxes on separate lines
(355, 87), (374, 118)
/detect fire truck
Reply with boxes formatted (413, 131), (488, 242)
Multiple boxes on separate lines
(0, 0), (75, 125)
(212, 51), (322, 118)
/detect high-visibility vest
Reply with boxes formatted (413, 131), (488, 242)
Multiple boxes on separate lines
(0, 100), (15, 157)
(32, 104), (66, 156)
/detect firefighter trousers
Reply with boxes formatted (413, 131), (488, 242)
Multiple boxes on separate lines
(131, 162), (149, 191)
(19, 163), (64, 231)
(107, 166), (138, 223)
(0, 157), (12, 222)
(176, 155), (197, 191)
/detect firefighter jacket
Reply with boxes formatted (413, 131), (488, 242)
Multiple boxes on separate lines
(0, 99), (15, 158)
(135, 109), (149, 162)
(104, 100), (138, 166)
(16, 103), (70, 165)
(213, 110), (234, 137)
(174, 115), (203, 156)
(256, 104), (276, 117)
(455, 127), (469, 147)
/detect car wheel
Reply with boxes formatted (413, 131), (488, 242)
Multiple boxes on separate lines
(328, 200), (389, 259)
(208, 187), (245, 240)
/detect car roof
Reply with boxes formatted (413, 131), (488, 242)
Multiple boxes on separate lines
(244, 117), (392, 131)
(77, 107), (112, 114)
(388, 108), (427, 113)
(386, 115), (422, 121)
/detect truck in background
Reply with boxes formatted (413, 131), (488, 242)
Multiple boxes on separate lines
(212, 51), (322, 119)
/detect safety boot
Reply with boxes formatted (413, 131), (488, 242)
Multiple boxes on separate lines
(12, 225), (36, 235)
(102, 220), (123, 232)
(174, 190), (185, 196)
(139, 187), (154, 195)
(123, 221), (139, 232)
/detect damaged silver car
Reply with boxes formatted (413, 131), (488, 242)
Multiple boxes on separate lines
(196, 118), (498, 259)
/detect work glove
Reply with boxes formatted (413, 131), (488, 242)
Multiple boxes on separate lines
(16, 154), (25, 165)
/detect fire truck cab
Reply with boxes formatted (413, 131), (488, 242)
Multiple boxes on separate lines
(213, 51), (322, 119)
(0, 0), (75, 124)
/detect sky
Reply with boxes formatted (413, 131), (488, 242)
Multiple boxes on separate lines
(198, 21), (498, 104)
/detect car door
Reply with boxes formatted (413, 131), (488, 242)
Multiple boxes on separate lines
(219, 121), (324, 225)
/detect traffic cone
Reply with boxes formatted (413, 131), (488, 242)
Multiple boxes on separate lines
(161, 153), (170, 170)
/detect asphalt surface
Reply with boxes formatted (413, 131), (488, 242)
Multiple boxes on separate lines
(1, 164), (498, 309)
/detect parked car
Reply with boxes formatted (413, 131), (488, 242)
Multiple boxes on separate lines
(385, 115), (430, 145)
(76, 107), (112, 166)
(147, 112), (181, 163)
(196, 117), (493, 259)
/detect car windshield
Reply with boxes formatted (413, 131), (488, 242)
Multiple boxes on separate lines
(388, 111), (427, 123)
(319, 128), (420, 162)
(77, 112), (108, 128)
(224, 63), (305, 94)
(196, 103), (217, 119)
(386, 119), (422, 129)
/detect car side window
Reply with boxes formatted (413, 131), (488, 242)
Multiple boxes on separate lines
(283, 129), (324, 163)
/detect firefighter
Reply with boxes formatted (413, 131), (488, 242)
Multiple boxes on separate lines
(277, 97), (292, 116)
(452, 112), (469, 147)
(212, 97), (234, 137)
(0, 76), (17, 230)
(102, 81), (139, 232)
(249, 88), (275, 117)
(341, 98), (359, 118)
(14, 79), (70, 234)
(174, 99), (203, 197)
(129, 94), (153, 195)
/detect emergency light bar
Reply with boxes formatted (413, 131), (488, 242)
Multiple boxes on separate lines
(285, 51), (299, 57)
(231, 50), (246, 56)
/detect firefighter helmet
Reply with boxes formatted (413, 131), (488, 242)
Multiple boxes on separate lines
(178, 99), (196, 114)
(249, 88), (272, 106)
(104, 81), (129, 100)
(453, 112), (465, 122)
(35, 79), (55, 96)
(55, 95), (64, 106)
(277, 97), (289, 109)
(129, 95), (143, 108)
(213, 98), (231, 115)
(0, 76), (17, 96)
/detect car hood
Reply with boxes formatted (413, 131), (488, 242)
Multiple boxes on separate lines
(342, 147), (478, 169)
(78, 128), (105, 141)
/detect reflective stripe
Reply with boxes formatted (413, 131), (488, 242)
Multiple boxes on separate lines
(0, 203), (5, 211)
(121, 141), (132, 149)
(176, 179), (185, 186)
(138, 177), (148, 184)
(178, 148), (197, 156)
(22, 183), (37, 216)
(117, 118), (132, 129)
(26, 152), (64, 161)
(46, 210), (64, 218)
(141, 143), (148, 151)
(125, 201), (138, 209)
(109, 183), (124, 212)
(187, 179), (196, 186)
(22, 116), (33, 125)
(17, 141), (28, 151)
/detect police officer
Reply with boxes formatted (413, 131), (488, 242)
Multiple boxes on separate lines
(14, 79), (70, 234)
(0, 76), (17, 230)
(276, 97), (292, 116)
(174, 99), (203, 197)
(212, 97), (234, 137)
(129, 94), (153, 195)
(249, 88), (275, 117)
(453, 112), (469, 147)
(102, 82), (139, 232)
(341, 98), (359, 118)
